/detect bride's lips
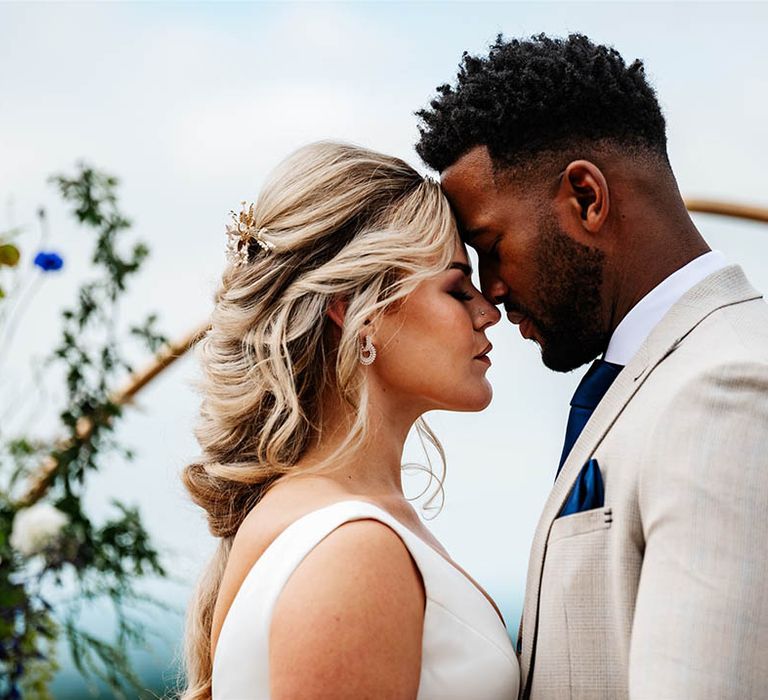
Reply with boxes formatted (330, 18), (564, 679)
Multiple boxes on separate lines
(474, 343), (493, 365)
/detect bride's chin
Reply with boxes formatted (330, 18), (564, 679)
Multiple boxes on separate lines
(475, 391), (494, 411)
(452, 387), (494, 413)
(477, 383), (495, 409)
(419, 378), (494, 413)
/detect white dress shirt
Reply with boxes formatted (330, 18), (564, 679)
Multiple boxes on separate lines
(604, 250), (728, 366)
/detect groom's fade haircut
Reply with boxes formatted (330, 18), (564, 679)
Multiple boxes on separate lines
(416, 33), (669, 179)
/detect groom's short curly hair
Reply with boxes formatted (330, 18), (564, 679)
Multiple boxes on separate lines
(416, 33), (668, 173)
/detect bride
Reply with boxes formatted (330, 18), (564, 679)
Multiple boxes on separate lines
(179, 142), (520, 699)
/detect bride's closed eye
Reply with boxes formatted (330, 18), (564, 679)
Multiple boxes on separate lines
(449, 289), (474, 302)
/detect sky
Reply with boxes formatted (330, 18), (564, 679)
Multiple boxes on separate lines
(1, 1), (767, 692)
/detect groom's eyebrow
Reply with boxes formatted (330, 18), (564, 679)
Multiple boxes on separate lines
(449, 262), (473, 277)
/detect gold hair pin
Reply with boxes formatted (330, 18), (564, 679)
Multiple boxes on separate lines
(225, 201), (275, 267)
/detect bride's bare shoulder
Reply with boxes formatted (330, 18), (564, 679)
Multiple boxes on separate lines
(211, 478), (349, 662)
(269, 517), (425, 697)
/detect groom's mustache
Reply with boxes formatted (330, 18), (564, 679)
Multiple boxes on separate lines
(503, 300), (538, 323)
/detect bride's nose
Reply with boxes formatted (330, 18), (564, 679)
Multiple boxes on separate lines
(474, 299), (501, 329)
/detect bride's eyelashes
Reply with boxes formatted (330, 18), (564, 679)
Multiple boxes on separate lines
(449, 289), (474, 302)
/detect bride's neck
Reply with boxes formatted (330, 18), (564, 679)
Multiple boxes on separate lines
(294, 384), (418, 497)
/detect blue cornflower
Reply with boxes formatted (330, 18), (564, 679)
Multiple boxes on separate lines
(33, 251), (64, 272)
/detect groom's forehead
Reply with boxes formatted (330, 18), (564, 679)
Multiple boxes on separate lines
(441, 145), (497, 194)
(441, 150), (498, 233)
(441, 146), (526, 236)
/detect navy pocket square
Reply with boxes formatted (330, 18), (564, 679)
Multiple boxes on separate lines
(558, 458), (604, 517)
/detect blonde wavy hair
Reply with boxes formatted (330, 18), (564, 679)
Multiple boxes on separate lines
(176, 141), (457, 699)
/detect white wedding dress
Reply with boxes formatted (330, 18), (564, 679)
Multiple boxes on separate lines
(211, 500), (520, 699)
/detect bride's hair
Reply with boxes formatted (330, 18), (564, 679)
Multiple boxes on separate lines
(177, 141), (456, 699)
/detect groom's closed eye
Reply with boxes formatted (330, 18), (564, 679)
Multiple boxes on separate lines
(463, 228), (500, 259)
(482, 237), (502, 262)
(460, 224), (490, 243)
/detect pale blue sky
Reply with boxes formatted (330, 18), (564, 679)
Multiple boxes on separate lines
(1, 1), (767, 691)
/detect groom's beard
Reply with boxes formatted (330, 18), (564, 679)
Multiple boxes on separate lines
(519, 214), (609, 373)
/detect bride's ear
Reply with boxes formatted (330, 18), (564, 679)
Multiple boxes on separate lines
(326, 297), (348, 330)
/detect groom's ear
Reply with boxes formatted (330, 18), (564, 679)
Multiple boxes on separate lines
(556, 160), (610, 237)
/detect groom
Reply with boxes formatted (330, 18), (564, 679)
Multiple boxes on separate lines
(417, 34), (768, 699)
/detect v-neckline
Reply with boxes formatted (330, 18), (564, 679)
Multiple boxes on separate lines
(338, 500), (507, 627)
(400, 529), (506, 626)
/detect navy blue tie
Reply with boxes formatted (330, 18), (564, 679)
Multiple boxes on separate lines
(557, 359), (624, 475)
(557, 359), (623, 517)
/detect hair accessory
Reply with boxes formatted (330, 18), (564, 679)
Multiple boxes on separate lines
(359, 336), (377, 365)
(225, 201), (274, 266)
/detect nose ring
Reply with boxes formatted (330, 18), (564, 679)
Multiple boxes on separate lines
(480, 310), (487, 316)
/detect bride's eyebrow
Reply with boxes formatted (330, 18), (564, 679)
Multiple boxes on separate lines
(448, 261), (473, 277)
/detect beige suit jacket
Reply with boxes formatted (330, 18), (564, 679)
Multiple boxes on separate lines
(519, 265), (768, 700)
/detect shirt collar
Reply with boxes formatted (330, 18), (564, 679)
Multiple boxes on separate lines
(603, 250), (728, 366)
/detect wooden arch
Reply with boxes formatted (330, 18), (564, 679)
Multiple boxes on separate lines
(17, 199), (768, 508)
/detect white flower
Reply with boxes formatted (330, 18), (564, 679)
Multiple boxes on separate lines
(10, 503), (69, 557)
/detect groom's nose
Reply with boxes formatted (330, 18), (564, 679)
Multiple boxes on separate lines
(479, 268), (509, 306)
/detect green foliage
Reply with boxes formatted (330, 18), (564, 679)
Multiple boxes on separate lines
(2, 439), (53, 500)
(130, 313), (168, 355)
(0, 164), (173, 698)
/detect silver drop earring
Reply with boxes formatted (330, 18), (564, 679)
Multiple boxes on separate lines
(359, 335), (377, 365)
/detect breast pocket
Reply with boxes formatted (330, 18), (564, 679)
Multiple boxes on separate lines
(548, 506), (612, 544)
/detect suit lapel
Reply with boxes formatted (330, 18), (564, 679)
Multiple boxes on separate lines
(518, 265), (762, 692)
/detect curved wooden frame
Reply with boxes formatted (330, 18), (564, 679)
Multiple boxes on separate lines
(16, 198), (768, 508)
(17, 324), (210, 507)
(685, 199), (768, 224)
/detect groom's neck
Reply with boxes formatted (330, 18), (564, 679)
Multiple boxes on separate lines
(605, 177), (710, 336)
